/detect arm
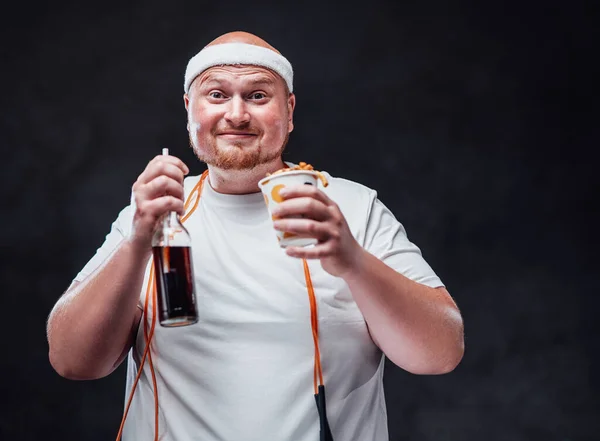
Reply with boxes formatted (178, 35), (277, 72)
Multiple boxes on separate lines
(47, 154), (189, 380)
(271, 185), (464, 375)
(340, 249), (463, 374)
(47, 242), (148, 380)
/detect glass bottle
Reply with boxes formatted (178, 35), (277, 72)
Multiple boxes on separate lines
(151, 211), (198, 327)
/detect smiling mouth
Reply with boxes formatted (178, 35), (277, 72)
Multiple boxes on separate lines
(217, 133), (257, 138)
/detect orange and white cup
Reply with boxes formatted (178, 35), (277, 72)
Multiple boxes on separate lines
(258, 170), (320, 248)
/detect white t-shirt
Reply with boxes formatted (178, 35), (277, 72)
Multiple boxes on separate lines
(73, 167), (444, 441)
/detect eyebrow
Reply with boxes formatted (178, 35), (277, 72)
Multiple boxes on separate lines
(248, 77), (276, 86)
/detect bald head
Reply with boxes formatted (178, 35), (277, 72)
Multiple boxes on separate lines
(205, 31), (281, 54)
(183, 32), (294, 94)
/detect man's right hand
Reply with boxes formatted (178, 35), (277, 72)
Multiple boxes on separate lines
(128, 154), (190, 249)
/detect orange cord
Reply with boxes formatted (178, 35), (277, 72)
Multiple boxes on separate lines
(115, 168), (325, 439)
(115, 266), (156, 440)
(303, 259), (324, 395)
(115, 171), (208, 441)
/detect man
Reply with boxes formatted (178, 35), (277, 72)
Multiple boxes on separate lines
(47, 31), (464, 441)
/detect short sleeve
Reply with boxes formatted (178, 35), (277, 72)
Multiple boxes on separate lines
(71, 204), (134, 284)
(363, 196), (444, 288)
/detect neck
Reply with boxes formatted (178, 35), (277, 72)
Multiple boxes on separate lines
(206, 158), (286, 194)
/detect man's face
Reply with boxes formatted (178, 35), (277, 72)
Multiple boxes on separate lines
(184, 65), (295, 170)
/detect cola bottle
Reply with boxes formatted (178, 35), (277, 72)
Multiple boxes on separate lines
(151, 209), (198, 327)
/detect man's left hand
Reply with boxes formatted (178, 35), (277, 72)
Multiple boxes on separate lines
(271, 185), (364, 277)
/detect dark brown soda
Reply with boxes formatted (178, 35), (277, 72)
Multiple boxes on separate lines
(152, 246), (198, 327)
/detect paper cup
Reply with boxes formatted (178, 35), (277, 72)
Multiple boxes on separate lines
(258, 170), (320, 248)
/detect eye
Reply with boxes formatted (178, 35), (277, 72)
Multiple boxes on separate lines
(249, 92), (266, 100)
(209, 91), (225, 99)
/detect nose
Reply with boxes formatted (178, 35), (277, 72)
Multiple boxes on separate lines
(224, 96), (250, 126)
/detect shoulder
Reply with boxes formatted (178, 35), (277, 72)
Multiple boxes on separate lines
(320, 170), (377, 208)
(318, 170), (379, 228)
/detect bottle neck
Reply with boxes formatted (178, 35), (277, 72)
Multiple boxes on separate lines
(163, 211), (179, 227)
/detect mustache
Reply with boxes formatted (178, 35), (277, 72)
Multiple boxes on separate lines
(211, 124), (261, 136)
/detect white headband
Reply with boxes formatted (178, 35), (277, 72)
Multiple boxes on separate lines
(184, 43), (294, 94)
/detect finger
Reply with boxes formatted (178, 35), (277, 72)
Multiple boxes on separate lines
(151, 154), (189, 175)
(271, 197), (330, 221)
(138, 161), (186, 186)
(272, 218), (333, 240)
(278, 184), (333, 206)
(137, 196), (185, 219)
(139, 175), (185, 201)
(285, 243), (333, 259)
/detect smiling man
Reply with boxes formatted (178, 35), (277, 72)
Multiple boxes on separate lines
(47, 31), (464, 441)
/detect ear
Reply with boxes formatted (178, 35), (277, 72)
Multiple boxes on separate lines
(287, 93), (296, 133)
(184, 93), (190, 131)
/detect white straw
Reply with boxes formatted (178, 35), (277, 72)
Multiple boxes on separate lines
(162, 147), (170, 248)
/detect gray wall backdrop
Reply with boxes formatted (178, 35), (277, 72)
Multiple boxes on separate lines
(1, 1), (596, 440)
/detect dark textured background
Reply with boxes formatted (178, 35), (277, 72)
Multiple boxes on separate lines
(1, 1), (596, 440)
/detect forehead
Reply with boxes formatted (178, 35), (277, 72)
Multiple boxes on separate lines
(195, 65), (286, 90)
